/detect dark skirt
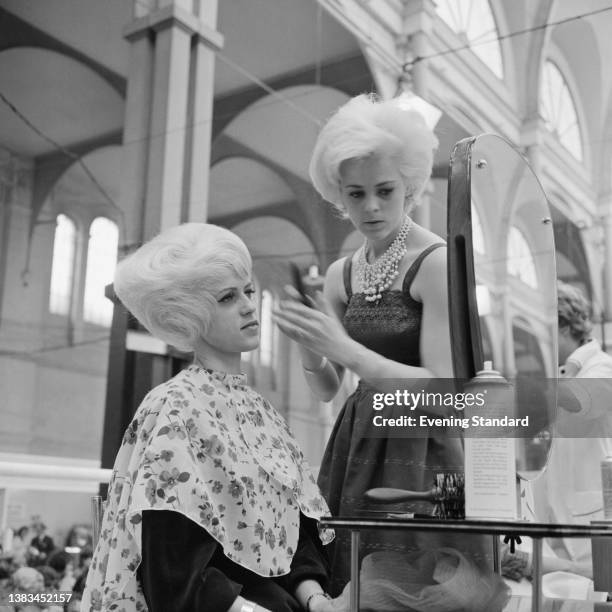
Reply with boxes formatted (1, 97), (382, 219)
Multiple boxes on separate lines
(317, 382), (491, 596)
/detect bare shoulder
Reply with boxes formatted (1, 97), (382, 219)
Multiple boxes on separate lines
(411, 243), (448, 302)
(421, 243), (447, 271)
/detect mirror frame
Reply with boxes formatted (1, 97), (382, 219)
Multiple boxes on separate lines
(447, 134), (558, 380)
(447, 136), (483, 379)
(447, 133), (559, 480)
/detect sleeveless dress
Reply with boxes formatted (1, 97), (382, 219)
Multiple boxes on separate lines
(317, 244), (488, 595)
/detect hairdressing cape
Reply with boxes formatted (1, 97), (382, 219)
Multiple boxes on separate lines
(83, 365), (333, 611)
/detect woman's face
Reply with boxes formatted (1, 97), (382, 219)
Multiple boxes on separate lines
(339, 152), (407, 241)
(202, 272), (260, 356)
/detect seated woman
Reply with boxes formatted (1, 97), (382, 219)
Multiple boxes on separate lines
(82, 223), (334, 612)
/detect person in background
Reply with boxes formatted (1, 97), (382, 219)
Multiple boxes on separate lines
(82, 223), (335, 612)
(9, 566), (46, 611)
(557, 281), (612, 379)
(9, 526), (32, 567)
(29, 522), (54, 565)
(502, 281), (612, 588)
(541, 281), (612, 561)
(274, 93), (488, 595)
(47, 550), (76, 592)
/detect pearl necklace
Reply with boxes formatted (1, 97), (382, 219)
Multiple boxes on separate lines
(357, 216), (413, 303)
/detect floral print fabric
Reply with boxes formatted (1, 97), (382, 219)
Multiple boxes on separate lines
(82, 365), (333, 611)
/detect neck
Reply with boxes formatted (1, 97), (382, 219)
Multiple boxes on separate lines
(193, 341), (242, 375)
(368, 234), (397, 259)
(560, 342), (580, 365)
(366, 216), (410, 259)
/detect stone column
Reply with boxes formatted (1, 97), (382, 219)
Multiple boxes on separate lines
(121, 0), (223, 247)
(184, 6), (219, 223)
(120, 26), (155, 250)
(100, 1), (223, 473)
(402, 0), (437, 100)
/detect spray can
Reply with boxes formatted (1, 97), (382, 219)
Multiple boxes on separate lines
(601, 457), (612, 519)
(463, 361), (514, 426)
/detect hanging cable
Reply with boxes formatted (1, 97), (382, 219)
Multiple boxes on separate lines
(216, 53), (323, 127)
(0, 91), (122, 216)
(404, 5), (612, 69)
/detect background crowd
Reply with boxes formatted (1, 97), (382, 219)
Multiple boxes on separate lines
(0, 519), (91, 611)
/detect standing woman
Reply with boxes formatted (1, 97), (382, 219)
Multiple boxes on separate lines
(82, 224), (334, 612)
(274, 94), (486, 594)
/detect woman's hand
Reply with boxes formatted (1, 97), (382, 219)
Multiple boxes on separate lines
(229, 596), (272, 612)
(307, 597), (336, 612)
(569, 560), (593, 580)
(273, 288), (354, 367)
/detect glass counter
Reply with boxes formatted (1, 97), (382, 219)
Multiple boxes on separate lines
(320, 516), (612, 612)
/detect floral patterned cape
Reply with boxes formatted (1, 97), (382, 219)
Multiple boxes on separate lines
(82, 365), (333, 611)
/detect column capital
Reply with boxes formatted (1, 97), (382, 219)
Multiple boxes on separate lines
(520, 113), (546, 146)
(402, 0), (437, 33)
(123, 4), (223, 51)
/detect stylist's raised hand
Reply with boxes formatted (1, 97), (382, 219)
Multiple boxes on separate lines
(273, 288), (352, 366)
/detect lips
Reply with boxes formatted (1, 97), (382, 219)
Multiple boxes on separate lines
(363, 220), (384, 227)
(241, 321), (259, 330)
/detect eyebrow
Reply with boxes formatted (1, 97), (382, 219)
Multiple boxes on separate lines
(215, 282), (253, 296)
(343, 180), (397, 188)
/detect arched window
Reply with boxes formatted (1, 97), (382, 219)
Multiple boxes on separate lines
(540, 61), (583, 161)
(259, 289), (275, 367)
(83, 217), (118, 326)
(435, 0), (504, 78)
(49, 214), (76, 316)
(507, 227), (538, 289)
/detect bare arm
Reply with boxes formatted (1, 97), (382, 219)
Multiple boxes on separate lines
(283, 258), (346, 402)
(275, 248), (454, 414)
(294, 580), (334, 612)
(502, 543), (592, 580)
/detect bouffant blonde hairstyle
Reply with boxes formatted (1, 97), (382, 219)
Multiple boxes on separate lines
(557, 280), (592, 343)
(309, 94), (439, 215)
(114, 223), (251, 352)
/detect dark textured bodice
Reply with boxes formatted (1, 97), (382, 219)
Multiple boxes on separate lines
(343, 289), (423, 366)
(341, 243), (445, 367)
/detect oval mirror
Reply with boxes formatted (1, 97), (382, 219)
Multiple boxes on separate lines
(448, 133), (557, 481)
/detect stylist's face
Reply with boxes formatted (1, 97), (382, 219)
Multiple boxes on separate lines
(339, 152), (407, 240)
(204, 273), (260, 354)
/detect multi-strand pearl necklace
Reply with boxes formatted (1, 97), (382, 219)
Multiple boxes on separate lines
(357, 216), (413, 303)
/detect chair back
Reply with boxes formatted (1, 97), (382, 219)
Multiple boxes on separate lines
(91, 495), (104, 547)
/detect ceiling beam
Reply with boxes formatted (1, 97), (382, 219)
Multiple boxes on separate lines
(212, 53), (373, 139)
(0, 7), (126, 97)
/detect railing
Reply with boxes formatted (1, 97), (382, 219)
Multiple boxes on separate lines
(0, 456), (111, 492)
(91, 495), (104, 546)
